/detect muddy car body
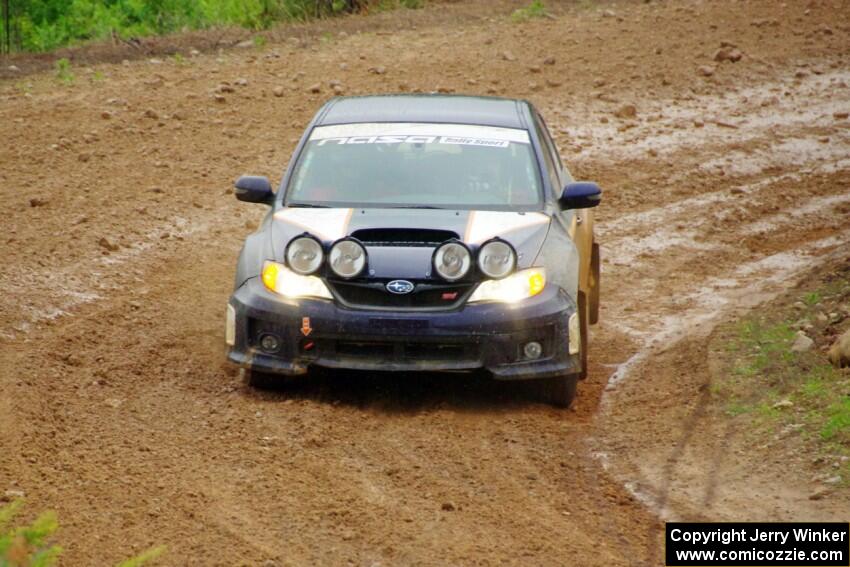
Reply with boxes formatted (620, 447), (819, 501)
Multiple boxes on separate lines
(226, 95), (601, 406)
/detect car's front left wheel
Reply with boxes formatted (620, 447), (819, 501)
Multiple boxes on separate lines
(537, 373), (578, 408)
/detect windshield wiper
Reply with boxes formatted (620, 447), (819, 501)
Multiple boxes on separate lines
(392, 205), (444, 210)
(287, 203), (330, 208)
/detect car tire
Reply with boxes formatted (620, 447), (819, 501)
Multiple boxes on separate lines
(589, 242), (600, 325)
(244, 369), (290, 390)
(577, 290), (589, 380)
(538, 373), (578, 408)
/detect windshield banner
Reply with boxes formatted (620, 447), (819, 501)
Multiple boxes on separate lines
(309, 123), (530, 147)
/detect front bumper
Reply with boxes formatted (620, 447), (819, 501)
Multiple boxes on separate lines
(226, 278), (580, 380)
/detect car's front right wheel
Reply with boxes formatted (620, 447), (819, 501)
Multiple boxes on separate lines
(244, 368), (299, 390)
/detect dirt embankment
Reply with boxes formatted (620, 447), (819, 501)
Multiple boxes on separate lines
(1, 0), (849, 564)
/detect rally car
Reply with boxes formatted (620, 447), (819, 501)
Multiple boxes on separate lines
(226, 95), (601, 407)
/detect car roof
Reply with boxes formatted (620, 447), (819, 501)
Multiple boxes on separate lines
(315, 94), (531, 129)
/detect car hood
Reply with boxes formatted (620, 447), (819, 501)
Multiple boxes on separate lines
(271, 207), (551, 279)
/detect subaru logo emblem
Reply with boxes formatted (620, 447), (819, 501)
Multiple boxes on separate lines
(386, 280), (415, 295)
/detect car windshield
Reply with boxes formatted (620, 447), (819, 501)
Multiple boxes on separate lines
(285, 123), (542, 210)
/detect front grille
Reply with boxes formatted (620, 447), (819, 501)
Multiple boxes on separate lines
(350, 228), (458, 247)
(329, 279), (474, 310)
(333, 339), (477, 362)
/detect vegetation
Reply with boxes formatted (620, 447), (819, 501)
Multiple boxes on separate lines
(0, 500), (61, 567)
(0, 499), (165, 567)
(0, 0), (422, 53)
(510, 0), (546, 23)
(712, 269), (850, 482)
(53, 57), (72, 83)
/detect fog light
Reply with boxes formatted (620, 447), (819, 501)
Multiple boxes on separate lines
(523, 341), (543, 360)
(259, 333), (281, 353)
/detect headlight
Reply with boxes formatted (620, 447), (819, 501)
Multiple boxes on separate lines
(478, 240), (516, 279)
(285, 236), (323, 275)
(261, 261), (332, 299)
(329, 239), (366, 278)
(433, 241), (471, 281)
(468, 268), (545, 303)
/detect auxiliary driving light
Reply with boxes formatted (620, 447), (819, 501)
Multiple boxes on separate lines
(329, 239), (367, 278)
(286, 235), (324, 275)
(259, 333), (282, 353)
(523, 341), (543, 360)
(433, 241), (471, 281)
(478, 240), (516, 279)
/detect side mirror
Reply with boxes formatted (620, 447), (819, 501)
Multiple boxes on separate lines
(234, 175), (274, 204)
(558, 182), (601, 210)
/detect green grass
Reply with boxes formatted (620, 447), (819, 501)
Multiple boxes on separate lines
(0, 500), (61, 566)
(822, 398), (850, 442)
(54, 58), (74, 84)
(1, 0), (425, 53)
(1, 500), (166, 567)
(713, 272), (850, 481)
(511, 0), (547, 22)
(803, 291), (821, 306)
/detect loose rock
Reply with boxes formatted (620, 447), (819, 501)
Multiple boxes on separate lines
(613, 104), (637, 119)
(790, 331), (814, 353)
(307, 83), (321, 94)
(827, 329), (850, 368)
(98, 237), (120, 252)
(3, 489), (25, 501)
(714, 48), (743, 63)
(809, 487), (831, 501)
(698, 65), (716, 77)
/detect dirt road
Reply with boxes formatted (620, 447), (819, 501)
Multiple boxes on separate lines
(1, 0), (849, 564)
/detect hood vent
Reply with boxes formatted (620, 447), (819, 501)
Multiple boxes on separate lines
(350, 228), (459, 247)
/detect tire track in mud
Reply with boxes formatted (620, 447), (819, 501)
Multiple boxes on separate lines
(581, 63), (850, 556)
